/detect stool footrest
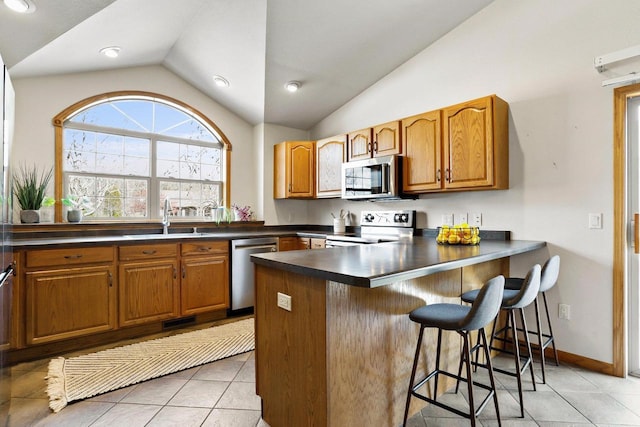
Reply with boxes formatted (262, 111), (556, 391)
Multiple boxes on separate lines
(410, 368), (496, 419)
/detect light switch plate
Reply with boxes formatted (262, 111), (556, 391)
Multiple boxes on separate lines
(457, 213), (468, 224)
(588, 213), (602, 229)
(471, 213), (482, 226)
(441, 214), (454, 226)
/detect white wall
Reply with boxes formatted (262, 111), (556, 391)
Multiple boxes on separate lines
(261, 123), (310, 225)
(310, 0), (640, 363)
(10, 65), (258, 219)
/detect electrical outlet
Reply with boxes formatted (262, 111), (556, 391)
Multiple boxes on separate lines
(457, 213), (468, 224)
(441, 214), (454, 226)
(277, 292), (292, 311)
(558, 303), (570, 320)
(471, 213), (482, 226)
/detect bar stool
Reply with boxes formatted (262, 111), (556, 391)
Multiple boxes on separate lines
(504, 255), (560, 384)
(403, 275), (505, 427)
(461, 264), (541, 418)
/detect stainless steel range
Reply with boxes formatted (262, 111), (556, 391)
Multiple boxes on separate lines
(325, 210), (416, 247)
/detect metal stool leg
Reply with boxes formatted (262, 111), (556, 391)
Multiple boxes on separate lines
(480, 327), (502, 426)
(462, 332), (477, 427)
(519, 307), (537, 391)
(533, 295), (546, 383)
(542, 292), (560, 366)
(403, 325), (425, 427)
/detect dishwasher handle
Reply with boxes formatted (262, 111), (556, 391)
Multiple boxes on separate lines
(236, 244), (277, 252)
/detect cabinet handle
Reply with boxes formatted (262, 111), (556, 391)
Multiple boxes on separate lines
(436, 169), (441, 182)
(367, 142), (372, 153)
(198, 247), (212, 252)
(373, 141), (378, 153)
(108, 272), (113, 287)
(289, 183), (292, 192)
(173, 267), (177, 279)
(445, 169), (451, 182)
(142, 250), (157, 255)
(182, 266), (186, 279)
(64, 254), (83, 259)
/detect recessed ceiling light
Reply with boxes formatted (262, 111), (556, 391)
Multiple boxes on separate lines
(212, 75), (230, 88)
(3, 0), (35, 13)
(100, 46), (121, 58)
(285, 81), (301, 93)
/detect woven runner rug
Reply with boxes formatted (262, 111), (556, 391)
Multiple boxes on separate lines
(46, 318), (254, 413)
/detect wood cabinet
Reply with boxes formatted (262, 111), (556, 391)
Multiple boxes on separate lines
(180, 241), (229, 315)
(348, 122), (401, 161)
(118, 243), (179, 327)
(402, 110), (442, 193)
(373, 120), (402, 157)
(24, 246), (116, 345)
(279, 237), (325, 251)
(402, 95), (508, 193)
(442, 95), (508, 190)
(310, 238), (326, 249)
(347, 128), (373, 161)
(316, 135), (346, 198)
(274, 141), (315, 199)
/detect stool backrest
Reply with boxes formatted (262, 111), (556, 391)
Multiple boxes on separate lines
(540, 255), (560, 293)
(463, 275), (505, 331)
(504, 264), (541, 309)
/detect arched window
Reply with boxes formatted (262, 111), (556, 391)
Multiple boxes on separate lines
(53, 91), (231, 222)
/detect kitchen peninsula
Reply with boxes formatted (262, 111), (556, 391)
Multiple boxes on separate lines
(251, 238), (545, 427)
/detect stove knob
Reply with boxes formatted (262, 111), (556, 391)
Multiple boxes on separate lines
(364, 214), (375, 223)
(394, 213), (401, 222)
(400, 214), (409, 223)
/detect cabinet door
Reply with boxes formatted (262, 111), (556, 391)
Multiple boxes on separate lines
(274, 141), (315, 199)
(288, 141), (315, 198)
(310, 238), (326, 249)
(119, 259), (179, 327)
(25, 266), (116, 345)
(316, 135), (345, 198)
(278, 237), (299, 252)
(402, 110), (442, 192)
(298, 237), (311, 250)
(373, 121), (402, 157)
(443, 95), (509, 189)
(347, 128), (373, 161)
(181, 255), (229, 315)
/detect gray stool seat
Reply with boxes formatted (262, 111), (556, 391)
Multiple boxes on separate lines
(501, 256), (561, 383)
(460, 264), (541, 418)
(403, 275), (505, 427)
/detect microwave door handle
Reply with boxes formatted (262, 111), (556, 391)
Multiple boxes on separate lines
(381, 164), (389, 194)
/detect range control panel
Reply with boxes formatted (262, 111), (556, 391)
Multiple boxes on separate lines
(360, 210), (415, 228)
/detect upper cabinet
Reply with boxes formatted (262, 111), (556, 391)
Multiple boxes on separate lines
(442, 95), (508, 190)
(347, 128), (373, 161)
(373, 121), (402, 158)
(402, 110), (442, 193)
(274, 141), (315, 199)
(316, 135), (346, 198)
(347, 122), (402, 162)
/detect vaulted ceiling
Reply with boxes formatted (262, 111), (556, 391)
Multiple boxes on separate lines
(0, 0), (494, 130)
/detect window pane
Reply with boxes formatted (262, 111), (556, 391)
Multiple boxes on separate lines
(160, 180), (222, 218)
(63, 96), (226, 221)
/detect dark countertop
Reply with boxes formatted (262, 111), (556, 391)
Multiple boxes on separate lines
(250, 237), (546, 288)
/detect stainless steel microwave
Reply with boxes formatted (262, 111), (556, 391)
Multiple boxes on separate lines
(341, 155), (402, 200)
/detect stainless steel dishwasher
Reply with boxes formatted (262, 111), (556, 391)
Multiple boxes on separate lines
(230, 237), (278, 313)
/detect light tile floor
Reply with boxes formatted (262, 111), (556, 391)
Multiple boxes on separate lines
(2, 329), (640, 426)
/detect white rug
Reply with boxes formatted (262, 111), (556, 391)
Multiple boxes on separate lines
(46, 318), (255, 413)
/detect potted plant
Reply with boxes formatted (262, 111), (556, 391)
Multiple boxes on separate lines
(13, 164), (53, 223)
(62, 195), (94, 223)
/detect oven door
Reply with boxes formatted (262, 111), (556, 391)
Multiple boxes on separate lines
(342, 155), (397, 200)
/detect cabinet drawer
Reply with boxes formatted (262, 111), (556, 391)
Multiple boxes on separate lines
(26, 246), (114, 268)
(181, 241), (228, 256)
(119, 244), (178, 261)
(310, 238), (326, 249)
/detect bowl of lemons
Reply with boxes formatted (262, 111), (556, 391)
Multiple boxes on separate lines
(436, 224), (481, 245)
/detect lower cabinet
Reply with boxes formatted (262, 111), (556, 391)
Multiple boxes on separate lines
(12, 238), (228, 353)
(119, 259), (179, 327)
(25, 265), (116, 345)
(181, 241), (229, 315)
(279, 237), (326, 251)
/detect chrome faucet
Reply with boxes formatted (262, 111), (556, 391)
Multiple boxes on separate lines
(162, 198), (171, 234)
